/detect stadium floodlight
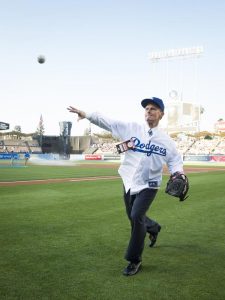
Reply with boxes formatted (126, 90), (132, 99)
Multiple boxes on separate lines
(148, 46), (204, 62)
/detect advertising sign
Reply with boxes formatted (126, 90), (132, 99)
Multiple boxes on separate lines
(0, 153), (19, 160)
(211, 156), (225, 162)
(84, 154), (103, 160)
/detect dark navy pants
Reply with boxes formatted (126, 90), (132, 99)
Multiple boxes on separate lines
(123, 187), (159, 263)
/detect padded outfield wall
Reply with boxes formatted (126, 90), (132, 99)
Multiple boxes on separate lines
(183, 155), (225, 162)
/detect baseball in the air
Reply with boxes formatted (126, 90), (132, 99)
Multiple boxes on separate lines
(37, 55), (46, 64)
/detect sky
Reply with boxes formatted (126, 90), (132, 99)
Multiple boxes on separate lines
(1, 0), (225, 136)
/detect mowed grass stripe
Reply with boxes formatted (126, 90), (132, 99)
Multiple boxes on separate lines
(0, 164), (119, 182)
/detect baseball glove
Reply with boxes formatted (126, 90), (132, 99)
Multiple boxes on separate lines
(165, 172), (189, 201)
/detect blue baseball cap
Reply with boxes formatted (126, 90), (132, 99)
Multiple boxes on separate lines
(141, 97), (165, 112)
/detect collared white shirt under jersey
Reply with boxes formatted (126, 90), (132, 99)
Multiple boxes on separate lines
(86, 111), (183, 194)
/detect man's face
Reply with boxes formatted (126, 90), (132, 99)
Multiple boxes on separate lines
(144, 103), (164, 126)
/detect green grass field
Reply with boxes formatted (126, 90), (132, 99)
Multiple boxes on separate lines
(0, 164), (225, 300)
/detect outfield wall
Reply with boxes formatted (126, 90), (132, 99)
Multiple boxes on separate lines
(2, 153), (225, 164)
(80, 154), (225, 162)
(184, 155), (225, 162)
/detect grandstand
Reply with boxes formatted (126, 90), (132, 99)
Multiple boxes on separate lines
(1, 131), (225, 163)
(214, 139), (225, 155)
(0, 138), (42, 154)
(185, 138), (219, 155)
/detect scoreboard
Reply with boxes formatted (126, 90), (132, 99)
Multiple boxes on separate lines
(0, 122), (10, 130)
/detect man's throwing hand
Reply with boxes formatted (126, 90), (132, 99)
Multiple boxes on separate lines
(67, 106), (86, 121)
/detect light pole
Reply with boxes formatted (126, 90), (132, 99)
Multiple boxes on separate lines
(148, 46), (204, 133)
(148, 46), (204, 102)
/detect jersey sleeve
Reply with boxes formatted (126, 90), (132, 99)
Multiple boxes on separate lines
(86, 112), (134, 140)
(166, 139), (184, 174)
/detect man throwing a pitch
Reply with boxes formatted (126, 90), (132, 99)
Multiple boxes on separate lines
(67, 97), (184, 276)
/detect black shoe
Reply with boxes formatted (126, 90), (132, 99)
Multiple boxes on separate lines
(149, 225), (161, 247)
(123, 261), (142, 276)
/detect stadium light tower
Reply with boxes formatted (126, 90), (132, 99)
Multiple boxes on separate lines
(148, 46), (204, 62)
(148, 46), (204, 102)
(148, 46), (204, 133)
